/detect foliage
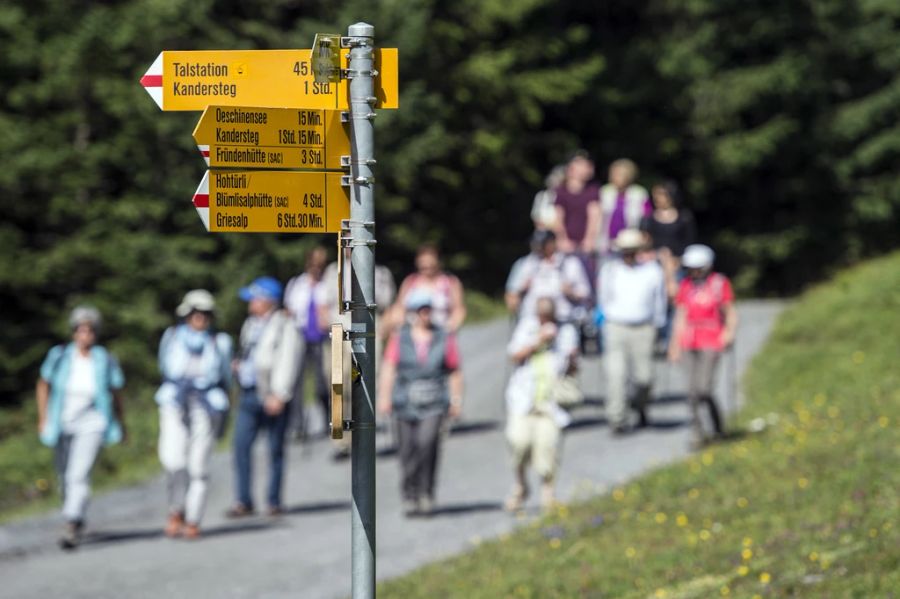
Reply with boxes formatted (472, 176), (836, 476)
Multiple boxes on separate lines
(379, 251), (900, 597)
(1, 0), (898, 409)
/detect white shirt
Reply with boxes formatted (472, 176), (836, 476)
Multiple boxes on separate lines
(599, 258), (667, 328)
(507, 253), (590, 321)
(62, 353), (104, 433)
(284, 273), (329, 331)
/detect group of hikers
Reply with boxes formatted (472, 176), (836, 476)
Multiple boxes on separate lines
(34, 151), (737, 549)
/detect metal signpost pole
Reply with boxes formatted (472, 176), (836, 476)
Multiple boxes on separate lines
(347, 22), (377, 599)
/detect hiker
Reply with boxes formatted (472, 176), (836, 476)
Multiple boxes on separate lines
(598, 229), (667, 434)
(668, 244), (738, 447)
(228, 277), (301, 518)
(505, 229), (591, 323)
(389, 244), (466, 334)
(156, 290), (232, 539)
(504, 297), (579, 512)
(36, 306), (126, 549)
(284, 247), (331, 440)
(598, 159), (651, 257)
(640, 180), (697, 299)
(530, 164), (566, 231)
(553, 150), (601, 285)
(378, 291), (463, 516)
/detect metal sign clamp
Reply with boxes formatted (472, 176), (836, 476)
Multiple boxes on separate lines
(341, 156), (377, 168)
(341, 301), (378, 313)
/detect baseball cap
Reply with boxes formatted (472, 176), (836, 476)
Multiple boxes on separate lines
(614, 228), (645, 251)
(239, 276), (283, 302)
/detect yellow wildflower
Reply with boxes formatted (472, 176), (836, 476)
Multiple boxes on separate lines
(759, 572), (771, 584)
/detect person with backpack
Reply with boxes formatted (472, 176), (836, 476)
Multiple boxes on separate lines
(156, 290), (232, 539)
(668, 244), (738, 448)
(389, 244), (466, 334)
(35, 306), (126, 549)
(227, 277), (300, 518)
(504, 297), (579, 513)
(378, 290), (463, 517)
(505, 229), (591, 323)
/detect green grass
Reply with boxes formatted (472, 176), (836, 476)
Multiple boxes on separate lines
(380, 252), (900, 598)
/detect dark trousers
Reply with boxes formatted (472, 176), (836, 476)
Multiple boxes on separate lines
(396, 414), (444, 501)
(290, 340), (329, 437)
(233, 389), (292, 509)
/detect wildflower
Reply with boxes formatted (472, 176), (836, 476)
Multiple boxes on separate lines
(549, 538), (561, 549)
(878, 416), (889, 428)
(742, 548), (753, 561)
(759, 572), (771, 584)
(809, 551), (819, 562)
(797, 477), (809, 489)
(736, 497), (749, 508)
(720, 585), (730, 596)
(688, 488), (700, 499)
(613, 488), (626, 501)
(852, 350), (865, 364)
(701, 451), (714, 466)
(625, 546), (637, 558)
(699, 530), (711, 541)
(813, 393), (826, 406)
(35, 479), (50, 492)
(655, 512), (667, 524)
(869, 528), (878, 538)
(676, 513), (689, 527)
(737, 565), (749, 576)
(654, 589), (667, 598)
(742, 537), (753, 547)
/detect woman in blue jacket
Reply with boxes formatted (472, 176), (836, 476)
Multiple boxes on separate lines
(36, 306), (126, 550)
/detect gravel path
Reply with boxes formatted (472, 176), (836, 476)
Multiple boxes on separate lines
(0, 301), (783, 599)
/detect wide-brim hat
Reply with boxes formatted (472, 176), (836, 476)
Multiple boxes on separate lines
(614, 228), (645, 251)
(176, 289), (216, 317)
(405, 290), (434, 311)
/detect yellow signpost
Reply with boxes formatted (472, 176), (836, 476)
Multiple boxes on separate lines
(141, 48), (398, 111)
(192, 170), (349, 233)
(194, 106), (349, 170)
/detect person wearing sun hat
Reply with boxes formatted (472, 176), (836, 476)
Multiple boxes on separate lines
(156, 289), (232, 539)
(668, 244), (738, 448)
(378, 289), (463, 516)
(227, 276), (301, 518)
(598, 228), (667, 434)
(36, 305), (127, 549)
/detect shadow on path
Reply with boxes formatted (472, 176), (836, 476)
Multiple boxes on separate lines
(80, 520), (277, 548)
(449, 420), (500, 436)
(423, 501), (503, 518)
(283, 500), (350, 516)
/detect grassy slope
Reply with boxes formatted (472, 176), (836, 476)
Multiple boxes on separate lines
(380, 253), (900, 598)
(0, 290), (505, 521)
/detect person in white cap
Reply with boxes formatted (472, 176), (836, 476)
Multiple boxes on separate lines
(598, 228), (667, 433)
(669, 244), (738, 447)
(36, 306), (127, 549)
(156, 290), (232, 539)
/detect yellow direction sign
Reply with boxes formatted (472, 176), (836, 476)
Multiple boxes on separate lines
(140, 48), (398, 111)
(192, 170), (349, 233)
(194, 106), (349, 170)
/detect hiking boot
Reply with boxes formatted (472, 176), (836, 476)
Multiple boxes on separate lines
(164, 512), (185, 538)
(183, 523), (201, 540)
(266, 506), (284, 517)
(636, 406), (649, 428)
(418, 496), (434, 516)
(504, 483), (529, 512)
(402, 500), (419, 517)
(58, 521), (81, 551)
(540, 483), (557, 513)
(225, 503), (255, 519)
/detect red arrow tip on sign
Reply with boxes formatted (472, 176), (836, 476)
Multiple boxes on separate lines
(192, 172), (210, 231)
(140, 53), (164, 110)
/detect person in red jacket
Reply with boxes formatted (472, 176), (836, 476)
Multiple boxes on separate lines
(668, 244), (738, 448)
